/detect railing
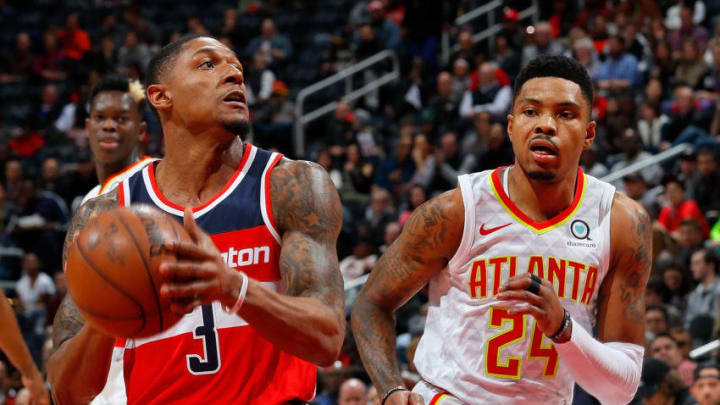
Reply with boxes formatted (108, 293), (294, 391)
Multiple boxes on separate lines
(442, 0), (539, 65)
(600, 143), (693, 183)
(293, 50), (400, 158)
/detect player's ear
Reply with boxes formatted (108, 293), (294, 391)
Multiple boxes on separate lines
(583, 120), (596, 149)
(506, 114), (514, 139)
(147, 84), (171, 112)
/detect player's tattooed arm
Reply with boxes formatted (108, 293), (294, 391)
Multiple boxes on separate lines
(351, 189), (464, 395)
(52, 190), (119, 348)
(596, 192), (652, 345)
(235, 159), (345, 366)
(48, 190), (118, 405)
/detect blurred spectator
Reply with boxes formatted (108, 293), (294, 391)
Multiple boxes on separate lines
(337, 378), (366, 405)
(451, 30), (476, 71)
(217, 8), (249, 50)
(186, 16), (209, 36)
(15, 387), (29, 405)
(611, 129), (664, 187)
(676, 219), (706, 265)
(573, 37), (601, 79)
(476, 123), (514, 172)
(459, 63), (512, 121)
(658, 176), (710, 238)
(667, 3), (708, 54)
(33, 31), (68, 82)
(16, 252), (54, 318)
(245, 52), (276, 108)
(380, 221), (401, 254)
(339, 143), (374, 203)
(409, 134), (435, 189)
(4, 159), (23, 205)
(674, 40), (708, 89)
(634, 357), (689, 405)
(398, 184), (428, 225)
(57, 13), (91, 61)
(685, 248), (720, 328)
(650, 333), (697, 387)
(622, 173), (663, 218)
(500, 7), (525, 50)
(651, 41), (677, 89)
(698, 38), (720, 97)
(247, 19), (293, 69)
(662, 85), (714, 148)
(98, 13), (124, 48)
(122, 5), (162, 46)
(638, 102), (669, 151)
(646, 303), (671, 341)
(427, 72), (461, 135)
(117, 31), (151, 77)
(434, 131), (475, 190)
(665, 1), (706, 31)
(375, 133), (415, 192)
(521, 21), (567, 68)
(661, 262), (693, 312)
(580, 145), (608, 178)
(364, 1), (400, 51)
(494, 35), (521, 81)
(325, 102), (356, 158)
(688, 148), (720, 221)
(596, 35), (639, 93)
(34, 84), (63, 131)
(0, 183), (19, 234)
(364, 187), (396, 245)
(690, 362), (720, 405)
(339, 237), (376, 281)
(1, 32), (33, 83)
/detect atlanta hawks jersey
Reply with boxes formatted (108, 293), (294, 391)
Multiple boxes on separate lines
(413, 166), (616, 405)
(81, 156), (157, 206)
(109, 143), (316, 404)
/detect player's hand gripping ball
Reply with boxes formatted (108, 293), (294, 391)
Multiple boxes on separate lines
(66, 204), (191, 338)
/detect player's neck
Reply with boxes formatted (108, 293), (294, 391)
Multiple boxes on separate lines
(96, 151), (140, 185)
(507, 165), (578, 221)
(156, 133), (243, 206)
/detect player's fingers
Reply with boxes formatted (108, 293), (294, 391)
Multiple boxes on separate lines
(159, 261), (215, 280)
(499, 273), (548, 293)
(182, 208), (200, 242)
(160, 279), (215, 299)
(163, 240), (215, 261)
(496, 290), (544, 306)
(506, 302), (546, 319)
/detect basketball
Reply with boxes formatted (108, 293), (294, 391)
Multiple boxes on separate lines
(65, 204), (191, 338)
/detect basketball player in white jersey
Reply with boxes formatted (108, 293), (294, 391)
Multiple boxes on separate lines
(352, 56), (650, 405)
(78, 74), (156, 405)
(81, 73), (156, 206)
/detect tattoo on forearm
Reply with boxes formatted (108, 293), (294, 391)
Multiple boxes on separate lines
(54, 191), (118, 350)
(619, 205), (652, 322)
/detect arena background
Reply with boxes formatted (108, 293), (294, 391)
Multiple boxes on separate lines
(0, 0), (719, 404)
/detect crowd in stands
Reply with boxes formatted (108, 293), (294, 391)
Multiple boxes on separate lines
(1, 0), (720, 403)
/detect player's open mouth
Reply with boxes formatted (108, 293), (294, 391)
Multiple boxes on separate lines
(529, 139), (557, 156)
(99, 135), (120, 150)
(223, 90), (246, 107)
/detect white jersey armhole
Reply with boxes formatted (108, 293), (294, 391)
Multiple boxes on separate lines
(448, 174), (476, 271)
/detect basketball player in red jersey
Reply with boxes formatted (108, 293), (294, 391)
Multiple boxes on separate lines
(0, 289), (49, 405)
(81, 73), (156, 205)
(47, 35), (344, 404)
(352, 56), (651, 405)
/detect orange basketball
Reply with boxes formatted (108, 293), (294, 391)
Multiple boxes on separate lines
(66, 204), (191, 338)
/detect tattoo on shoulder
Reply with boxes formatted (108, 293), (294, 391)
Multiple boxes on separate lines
(269, 159), (344, 314)
(618, 200), (652, 322)
(54, 190), (118, 349)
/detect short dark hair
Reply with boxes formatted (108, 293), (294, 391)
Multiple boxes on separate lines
(694, 362), (720, 381)
(513, 55), (594, 110)
(696, 248), (718, 272)
(145, 34), (208, 87)
(646, 304), (669, 323)
(90, 73), (146, 114)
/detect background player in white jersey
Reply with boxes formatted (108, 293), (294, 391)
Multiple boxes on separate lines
(81, 73), (155, 206)
(352, 56), (651, 405)
(78, 74), (156, 404)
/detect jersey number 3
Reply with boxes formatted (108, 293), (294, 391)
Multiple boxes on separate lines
(186, 305), (221, 375)
(485, 307), (558, 379)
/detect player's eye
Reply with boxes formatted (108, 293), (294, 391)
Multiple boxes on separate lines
(199, 60), (214, 69)
(559, 110), (575, 119)
(523, 109), (536, 116)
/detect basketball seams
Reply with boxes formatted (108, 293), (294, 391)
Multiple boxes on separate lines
(74, 241), (148, 334)
(112, 209), (166, 333)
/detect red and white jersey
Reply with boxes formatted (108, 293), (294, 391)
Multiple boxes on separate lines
(413, 167), (615, 405)
(81, 156), (157, 206)
(107, 144), (316, 404)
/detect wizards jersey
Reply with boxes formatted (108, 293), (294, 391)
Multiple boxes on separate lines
(413, 167), (615, 405)
(109, 143), (316, 404)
